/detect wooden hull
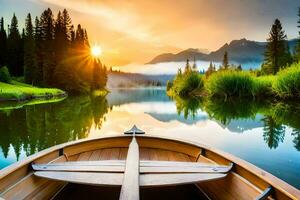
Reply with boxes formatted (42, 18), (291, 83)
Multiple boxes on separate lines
(0, 134), (299, 200)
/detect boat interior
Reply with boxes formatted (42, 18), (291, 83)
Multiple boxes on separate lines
(0, 133), (299, 200)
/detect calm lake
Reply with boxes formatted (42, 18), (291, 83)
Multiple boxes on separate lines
(0, 88), (300, 189)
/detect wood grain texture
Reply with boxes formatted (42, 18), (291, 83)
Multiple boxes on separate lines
(32, 161), (231, 173)
(0, 134), (299, 199)
(119, 137), (140, 200)
(33, 171), (227, 187)
(198, 172), (261, 200)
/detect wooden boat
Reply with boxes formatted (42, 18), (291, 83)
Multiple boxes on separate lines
(0, 125), (299, 200)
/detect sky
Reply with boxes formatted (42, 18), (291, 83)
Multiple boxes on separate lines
(0, 0), (299, 67)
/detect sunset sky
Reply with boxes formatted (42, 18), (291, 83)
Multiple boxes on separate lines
(0, 0), (299, 67)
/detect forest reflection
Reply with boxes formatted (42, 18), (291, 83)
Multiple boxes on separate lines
(1, 91), (300, 162)
(0, 95), (109, 160)
(172, 96), (300, 151)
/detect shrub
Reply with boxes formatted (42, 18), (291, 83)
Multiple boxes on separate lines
(273, 62), (300, 99)
(253, 76), (274, 97)
(175, 72), (204, 96)
(0, 66), (12, 83)
(206, 70), (255, 99)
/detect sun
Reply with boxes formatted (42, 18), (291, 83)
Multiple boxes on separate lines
(91, 45), (102, 57)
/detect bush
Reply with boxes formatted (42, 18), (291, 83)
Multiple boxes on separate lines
(206, 70), (255, 99)
(253, 76), (274, 97)
(273, 63), (300, 99)
(173, 72), (204, 96)
(0, 66), (12, 83)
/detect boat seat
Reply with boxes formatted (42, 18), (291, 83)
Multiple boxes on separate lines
(32, 160), (233, 173)
(32, 160), (232, 187)
(32, 128), (233, 200)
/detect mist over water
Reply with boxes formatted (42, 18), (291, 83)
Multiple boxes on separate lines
(117, 61), (262, 75)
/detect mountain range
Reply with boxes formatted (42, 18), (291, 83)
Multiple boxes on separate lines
(147, 38), (298, 64)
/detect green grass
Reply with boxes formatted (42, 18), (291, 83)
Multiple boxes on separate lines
(205, 71), (276, 99)
(253, 75), (275, 97)
(169, 72), (204, 97)
(0, 81), (66, 101)
(272, 62), (300, 99)
(168, 62), (300, 100)
(206, 70), (256, 98)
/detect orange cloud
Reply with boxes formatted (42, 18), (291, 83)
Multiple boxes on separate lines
(35, 0), (298, 66)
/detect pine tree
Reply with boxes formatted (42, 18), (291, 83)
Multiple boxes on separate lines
(262, 19), (292, 74)
(92, 59), (107, 90)
(62, 9), (72, 45)
(237, 64), (242, 71)
(84, 29), (90, 47)
(192, 57), (197, 71)
(296, 7), (300, 61)
(222, 51), (229, 69)
(7, 13), (23, 76)
(177, 68), (182, 76)
(34, 16), (43, 85)
(184, 59), (191, 74)
(20, 28), (25, 77)
(70, 25), (75, 46)
(74, 24), (85, 48)
(0, 17), (7, 67)
(24, 13), (37, 84)
(205, 61), (215, 77)
(40, 8), (55, 85)
(54, 11), (64, 62)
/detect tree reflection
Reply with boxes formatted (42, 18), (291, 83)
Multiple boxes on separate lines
(173, 96), (203, 119)
(292, 129), (300, 151)
(171, 95), (300, 151)
(204, 98), (269, 125)
(0, 95), (108, 160)
(262, 116), (285, 149)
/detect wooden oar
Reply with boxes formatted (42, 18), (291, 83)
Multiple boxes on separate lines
(119, 136), (140, 200)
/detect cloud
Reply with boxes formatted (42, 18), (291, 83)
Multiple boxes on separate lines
(33, 0), (298, 66)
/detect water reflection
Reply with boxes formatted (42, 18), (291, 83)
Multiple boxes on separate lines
(171, 95), (300, 151)
(0, 89), (299, 189)
(262, 116), (285, 149)
(0, 96), (108, 164)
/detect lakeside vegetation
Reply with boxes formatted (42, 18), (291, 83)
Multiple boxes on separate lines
(167, 10), (300, 101)
(0, 81), (65, 101)
(0, 8), (108, 102)
(166, 9), (300, 151)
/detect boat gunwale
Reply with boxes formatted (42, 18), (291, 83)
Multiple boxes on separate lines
(0, 134), (299, 199)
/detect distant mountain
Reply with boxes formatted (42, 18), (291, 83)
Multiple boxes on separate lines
(147, 38), (298, 64)
(147, 48), (207, 64)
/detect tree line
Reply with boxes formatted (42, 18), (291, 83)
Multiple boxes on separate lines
(205, 8), (300, 76)
(0, 8), (107, 93)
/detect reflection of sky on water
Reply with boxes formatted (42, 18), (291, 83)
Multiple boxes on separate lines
(0, 89), (299, 189)
(90, 90), (300, 189)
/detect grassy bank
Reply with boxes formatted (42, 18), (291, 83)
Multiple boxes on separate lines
(167, 62), (300, 100)
(0, 81), (66, 101)
(206, 71), (274, 99)
(167, 71), (204, 97)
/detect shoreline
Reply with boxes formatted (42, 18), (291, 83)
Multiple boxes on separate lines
(0, 92), (68, 102)
(0, 81), (67, 102)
